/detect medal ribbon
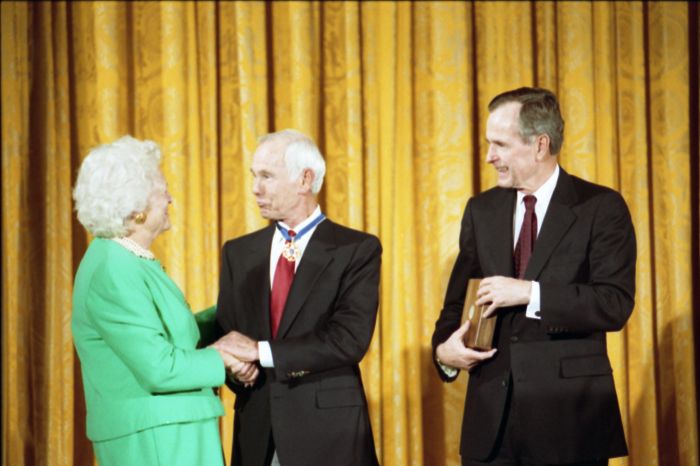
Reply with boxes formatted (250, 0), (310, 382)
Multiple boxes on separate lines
(275, 212), (326, 243)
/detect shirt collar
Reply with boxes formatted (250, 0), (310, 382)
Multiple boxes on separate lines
(516, 164), (560, 206)
(277, 205), (323, 235)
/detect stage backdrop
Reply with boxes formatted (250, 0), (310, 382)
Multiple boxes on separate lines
(2, 2), (698, 465)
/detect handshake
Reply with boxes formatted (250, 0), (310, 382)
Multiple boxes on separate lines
(209, 331), (260, 387)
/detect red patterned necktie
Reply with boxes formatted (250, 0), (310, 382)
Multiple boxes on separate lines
(514, 195), (537, 279)
(270, 230), (296, 339)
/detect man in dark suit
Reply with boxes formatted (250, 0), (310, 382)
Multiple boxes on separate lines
(215, 129), (381, 466)
(432, 87), (636, 466)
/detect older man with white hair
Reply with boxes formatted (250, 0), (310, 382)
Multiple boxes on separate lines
(216, 129), (382, 466)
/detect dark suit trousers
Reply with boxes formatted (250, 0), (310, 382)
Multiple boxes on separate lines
(462, 375), (608, 466)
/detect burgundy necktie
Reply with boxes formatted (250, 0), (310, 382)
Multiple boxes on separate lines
(270, 230), (296, 339)
(514, 195), (537, 279)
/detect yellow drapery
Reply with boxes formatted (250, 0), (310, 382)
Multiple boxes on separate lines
(2, 2), (698, 465)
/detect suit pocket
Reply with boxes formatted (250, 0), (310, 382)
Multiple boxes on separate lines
(316, 388), (364, 409)
(560, 354), (612, 378)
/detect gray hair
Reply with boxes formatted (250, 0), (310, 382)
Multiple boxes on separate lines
(488, 87), (565, 155)
(73, 135), (162, 238)
(259, 129), (326, 194)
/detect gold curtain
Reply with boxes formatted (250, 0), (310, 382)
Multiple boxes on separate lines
(2, 1), (698, 465)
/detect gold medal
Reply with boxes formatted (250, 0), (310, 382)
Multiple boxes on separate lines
(275, 213), (326, 263)
(281, 240), (300, 262)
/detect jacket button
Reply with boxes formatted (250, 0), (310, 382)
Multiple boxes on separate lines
(510, 336), (519, 342)
(501, 379), (508, 388)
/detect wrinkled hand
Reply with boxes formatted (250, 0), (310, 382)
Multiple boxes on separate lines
(212, 331), (259, 363)
(210, 331), (260, 387)
(476, 276), (531, 318)
(220, 351), (259, 387)
(436, 320), (497, 372)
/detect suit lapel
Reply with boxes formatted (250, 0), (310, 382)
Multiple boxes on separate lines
(480, 190), (517, 277)
(246, 226), (275, 340)
(525, 168), (578, 280)
(276, 220), (334, 339)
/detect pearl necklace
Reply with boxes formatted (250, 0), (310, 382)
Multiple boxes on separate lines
(112, 237), (156, 260)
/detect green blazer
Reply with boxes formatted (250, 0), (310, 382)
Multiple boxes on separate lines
(72, 238), (225, 442)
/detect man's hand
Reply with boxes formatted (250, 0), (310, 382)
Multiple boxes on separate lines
(227, 359), (259, 387)
(476, 276), (531, 318)
(218, 351), (259, 387)
(211, 331), (259, 362)
(436, 320), (497, 372)
(210, 331), (260, 387)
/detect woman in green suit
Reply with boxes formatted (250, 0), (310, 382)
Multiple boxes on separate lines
(72, 135), (257, 466)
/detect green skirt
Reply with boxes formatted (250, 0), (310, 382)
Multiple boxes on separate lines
(93, 418), (224, 466)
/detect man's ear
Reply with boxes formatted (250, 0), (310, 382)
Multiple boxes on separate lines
(535, 134), (551, 161)
(299, 168), (315, 194)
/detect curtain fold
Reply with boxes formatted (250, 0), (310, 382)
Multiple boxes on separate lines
(2, 2), (697, 466)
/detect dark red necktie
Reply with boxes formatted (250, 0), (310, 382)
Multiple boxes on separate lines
(270, 230), (296, 339)
(514, 195), (537, 279)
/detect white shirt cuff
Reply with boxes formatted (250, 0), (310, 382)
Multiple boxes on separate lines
(258, 341), (274, 367)
(437, 359), (459, 378)
(525, 281), (541, 319)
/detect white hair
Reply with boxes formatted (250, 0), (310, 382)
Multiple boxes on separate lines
(259, 129), (326, 194)
(73, 135), (162, 238)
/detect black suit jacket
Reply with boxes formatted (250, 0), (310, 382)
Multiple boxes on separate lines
(432, 168), (636, 464)
(217, 219), (381, 466)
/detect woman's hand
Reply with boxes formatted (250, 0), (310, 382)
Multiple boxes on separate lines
(220, 350), (259, 387)
(210, 338), (259, 387)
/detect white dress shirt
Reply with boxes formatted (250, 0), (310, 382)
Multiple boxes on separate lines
(258, 205), (325, 367)
(515, 164), (559, 320)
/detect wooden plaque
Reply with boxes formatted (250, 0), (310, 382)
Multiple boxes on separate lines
(462, 279), (496, 350)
